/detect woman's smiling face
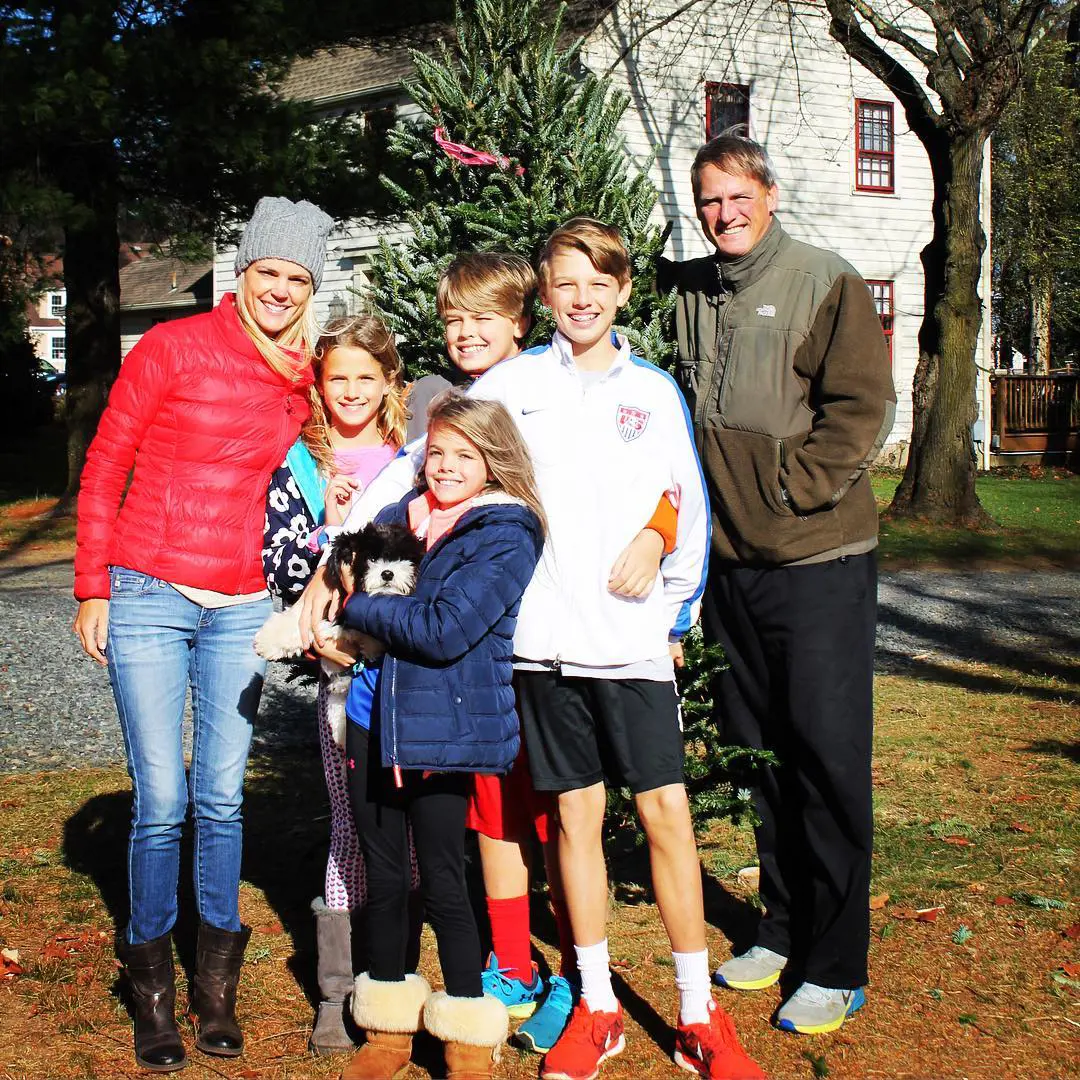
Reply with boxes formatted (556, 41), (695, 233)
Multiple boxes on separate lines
(242, 259), (313, 337)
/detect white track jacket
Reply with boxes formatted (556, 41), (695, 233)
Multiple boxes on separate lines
(335, 332), (710, 667)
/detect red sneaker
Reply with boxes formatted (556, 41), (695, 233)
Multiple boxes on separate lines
(675, 1000), (766, 1079)
(540, 999), (625, 1080)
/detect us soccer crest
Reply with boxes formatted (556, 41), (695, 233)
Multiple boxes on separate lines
(616, 404), (650, 442)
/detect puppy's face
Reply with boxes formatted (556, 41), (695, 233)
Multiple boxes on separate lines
(325, 522), (425, 598)
(361, 557), (418, 596)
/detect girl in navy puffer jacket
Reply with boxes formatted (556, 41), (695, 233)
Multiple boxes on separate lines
(328, 392), (544, 1079)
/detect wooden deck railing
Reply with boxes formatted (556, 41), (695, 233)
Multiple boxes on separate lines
(992, 374), (1080, 439)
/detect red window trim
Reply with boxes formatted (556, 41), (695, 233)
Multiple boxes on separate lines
(855, 99), (895, 193)
(867, 279), (894, 365)
(705, 81), (751, 141)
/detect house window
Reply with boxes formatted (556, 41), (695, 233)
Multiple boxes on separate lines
(706, 82), (750, 140)
(51, 336), (66, 363)
(855, 100), (894, 192)
(50, 293), (65, 317)
(867, 280), (894, 364)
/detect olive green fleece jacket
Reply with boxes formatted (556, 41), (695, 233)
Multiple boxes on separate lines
(659, 219), (896, 566)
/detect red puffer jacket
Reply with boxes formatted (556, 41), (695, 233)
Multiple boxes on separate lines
(74, 294), (314, 601)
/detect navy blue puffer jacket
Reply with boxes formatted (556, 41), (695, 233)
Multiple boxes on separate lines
(341, 491), (543, 774)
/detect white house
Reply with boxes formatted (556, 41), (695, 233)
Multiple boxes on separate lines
(213, 0), (995, 464)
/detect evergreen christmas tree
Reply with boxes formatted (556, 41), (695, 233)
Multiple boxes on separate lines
(370, 0), (672, 376)
(370, 0), (773, 833)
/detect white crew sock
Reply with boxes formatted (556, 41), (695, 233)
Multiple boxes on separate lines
(673, 949), (712, 1025)
(574, 940), (619, 1014)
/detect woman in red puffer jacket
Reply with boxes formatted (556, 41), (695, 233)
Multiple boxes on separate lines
(73, 196), (332, 1073)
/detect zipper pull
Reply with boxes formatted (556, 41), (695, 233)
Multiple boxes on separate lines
(393, 764), (403, 788)
(552, 654), (562, 674)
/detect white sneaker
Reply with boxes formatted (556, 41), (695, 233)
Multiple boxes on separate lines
(775, 982), (866, 1034)
(712, 946), (787, 991)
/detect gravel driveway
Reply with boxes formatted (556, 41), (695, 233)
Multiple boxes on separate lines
(2, 561), (1077, 774)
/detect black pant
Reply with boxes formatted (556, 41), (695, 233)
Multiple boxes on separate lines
(702, 553), (876, 989)
(345, 722), (482, 998)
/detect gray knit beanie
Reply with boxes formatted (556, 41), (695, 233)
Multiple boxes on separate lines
(234, 196), (334, 292)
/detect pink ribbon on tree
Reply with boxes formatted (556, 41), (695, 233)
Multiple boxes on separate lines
(433, 126), (525, 176)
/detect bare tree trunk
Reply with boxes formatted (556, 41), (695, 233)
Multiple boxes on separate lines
(60, 144), (121, 501)
(1029, 273), (1053, 372)
(891, 129), (992, 525)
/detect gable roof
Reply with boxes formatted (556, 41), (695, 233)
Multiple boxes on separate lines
(282, 0), (614, 105)
(119, 255), (213, 312)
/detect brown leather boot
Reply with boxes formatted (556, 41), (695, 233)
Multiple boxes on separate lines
(444, 1039), (501, 1079)
(116, 933), (187, 1073)
(191, 923), (251, 1057)
(340, 1031), (413, 1080)
(423, 991), (508, 1080)
(341, 972), (431, 1080)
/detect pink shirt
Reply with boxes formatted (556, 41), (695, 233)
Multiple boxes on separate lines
(333, 443), (399, 488)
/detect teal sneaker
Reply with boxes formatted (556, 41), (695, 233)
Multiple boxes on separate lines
(481, 952), (545, 1019)
(775, 983), (866, 1034)
(513, 973), (578, 1053)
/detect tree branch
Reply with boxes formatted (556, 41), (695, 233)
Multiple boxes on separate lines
(848, 0), (938, 68)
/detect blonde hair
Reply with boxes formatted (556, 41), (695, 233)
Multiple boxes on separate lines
(302, 316), (408, 476)
(691, 131), (778, 198)
(436, 252), (537, 324)
(424, 391), (547, 536)
(538, 217), (631, 290)
(234, 270), (321, 380)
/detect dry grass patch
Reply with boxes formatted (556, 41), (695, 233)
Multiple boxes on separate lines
(0, 665), (1077, 1078)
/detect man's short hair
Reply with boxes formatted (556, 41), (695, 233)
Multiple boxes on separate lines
(436, 252), (537, 321)
(538, 217), (631, 288)
(691, 129), (778, 198)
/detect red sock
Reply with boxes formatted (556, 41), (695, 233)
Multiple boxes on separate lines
(486, 894), (533, 982)
(552, 894), (576, 978)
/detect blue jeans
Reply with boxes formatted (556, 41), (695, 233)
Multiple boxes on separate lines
(106, 568), (270, 945)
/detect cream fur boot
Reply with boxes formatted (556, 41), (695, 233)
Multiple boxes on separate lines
(423, 990), (509, 1079)
(340, 972), (430, 1080)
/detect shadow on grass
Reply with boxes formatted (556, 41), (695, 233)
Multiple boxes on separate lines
(1022, 738), (1080, 763)
(59, 734), (331, 1002)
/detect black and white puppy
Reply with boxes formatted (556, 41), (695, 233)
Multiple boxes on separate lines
(254, 522), (425, 744)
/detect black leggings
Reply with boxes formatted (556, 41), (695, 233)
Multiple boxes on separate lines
(345, 722), (482, 998)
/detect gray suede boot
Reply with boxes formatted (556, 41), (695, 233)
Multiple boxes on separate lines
(309, 898), (357, 1055)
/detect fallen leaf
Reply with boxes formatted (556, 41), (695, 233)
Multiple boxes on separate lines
(940, 836), (975, 847)
(917, 907), (945, 923)
(1008, 822), (1034, 834)
(42, 942), (74, 960)
(257, 922), (284, 936)
(967, 883), (986, 893)
(0, 952), (23, 979)
(1060, 962), (1080, 978)
(1013, 794), (1036, 804)
(870, 893), (890, 911)
(891, 907), (920, 920)
(993, 896), (1015, 906)
(1063, 923), (1080, 940)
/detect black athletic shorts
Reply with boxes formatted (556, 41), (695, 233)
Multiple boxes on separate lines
(514, 671), (683, 794)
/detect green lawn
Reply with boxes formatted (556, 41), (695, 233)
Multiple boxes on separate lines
(872, 470), (1080, 567)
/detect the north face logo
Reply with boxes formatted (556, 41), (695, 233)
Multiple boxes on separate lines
(616, 405), (650, 442)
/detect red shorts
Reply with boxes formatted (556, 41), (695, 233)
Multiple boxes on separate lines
(466, 748), (554, 844)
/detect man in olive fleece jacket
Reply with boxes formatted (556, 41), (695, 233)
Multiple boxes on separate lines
(660, 133), (895, 1036)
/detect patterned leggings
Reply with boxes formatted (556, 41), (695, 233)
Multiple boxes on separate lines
(317, 673), (367, 911)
